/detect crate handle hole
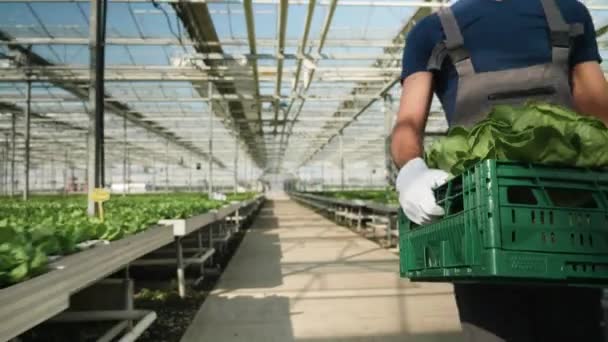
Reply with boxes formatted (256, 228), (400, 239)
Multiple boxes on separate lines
(507, 187), (538, 205)
(511, 209), (516, 223)
(589, 235), (593, 247)
(541, 232), (546, 243)
(579, 233), (585, 246)
(550, 232), (555, 244)
(549, 211), (554, 225)
(531, 211), (536, 224)
(512, 230), (516, 242)
(546, 188), (598, 209)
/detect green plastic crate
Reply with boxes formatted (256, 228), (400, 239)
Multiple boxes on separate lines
(399, 159), (608, 285)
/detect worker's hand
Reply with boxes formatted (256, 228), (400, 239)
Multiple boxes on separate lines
(396, 157), (449, 225)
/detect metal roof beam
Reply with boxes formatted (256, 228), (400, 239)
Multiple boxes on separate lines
(0, 30), (227, 170)
(271, 0), (289, 134)
(0, 37), (404, 48)
(295, 1), (437, 169)
(172, 0), (267, 166)
(0, 103), (191, 166)
(243, 0), (261, 123)
(276, 0), (316, 136)
(274, 0), (336, 171)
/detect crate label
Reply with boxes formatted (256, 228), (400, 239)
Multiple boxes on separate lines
(509, 255), (547, 274)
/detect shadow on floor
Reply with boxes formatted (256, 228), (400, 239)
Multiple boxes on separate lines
(180, 295), (295, 342)
(181, 293), (463, 342)
(293, 332), (464, 342)
(182, 201), (464, 342)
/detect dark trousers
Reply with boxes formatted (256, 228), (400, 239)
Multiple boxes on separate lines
(454, 283), (604, 342)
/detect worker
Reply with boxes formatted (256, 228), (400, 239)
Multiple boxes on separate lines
(391, 0), (608, 341)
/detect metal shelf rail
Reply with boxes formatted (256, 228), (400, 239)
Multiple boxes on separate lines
(0, 224), (173, 342)
(289, 192), (399, 247)
(132, 195), (265, 298)
(0, 195), (265, 342)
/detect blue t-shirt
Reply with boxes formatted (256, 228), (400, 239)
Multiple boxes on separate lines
(400, 0), (602, 123)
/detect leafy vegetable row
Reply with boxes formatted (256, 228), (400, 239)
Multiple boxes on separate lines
(0, 192), (257, 287)
(310, 190), (398, 205)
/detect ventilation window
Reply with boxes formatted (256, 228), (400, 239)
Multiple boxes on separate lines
(546, 188), (597, 208)
(507, 187), (538, 205)
(549, 211), (554, 224)
(511, 230), (516, 242)
(511, 209), (516, 223)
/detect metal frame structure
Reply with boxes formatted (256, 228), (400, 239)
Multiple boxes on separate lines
(289, 191), (399, 247)
(0, 0), (607, 191)
(0, 195), (264, 341)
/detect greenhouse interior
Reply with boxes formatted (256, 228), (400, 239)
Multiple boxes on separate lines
(1, 0), (608, 341)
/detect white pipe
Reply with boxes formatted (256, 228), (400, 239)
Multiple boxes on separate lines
(50, 310), (150, 322)
(117, 312), (157, 342)
(97, 321), (129, 342)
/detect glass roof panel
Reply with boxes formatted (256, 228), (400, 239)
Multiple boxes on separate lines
(106, 3), (141, 38)
(327, 5), (415, 41)
(144, 5), (186, 39)
(253, 4), (277, 39)
(126, 45), (172, 65)
(208, 3), (247, 40)
(0, 3), (41, 38)
(28, 3), (88, 38)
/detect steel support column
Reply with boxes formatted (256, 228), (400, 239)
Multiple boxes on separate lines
(165, 140), (169, 192)
(123, 114), (127, 196)
(2, 135), (7, 195)
(23, 80), (31, 201)
(233, 138), (238, 194)
(207, 82), (214, 197)
(339, 132), (344, 190)
(188, 153), (193, 192)
(63, 149), (69, 194)
(10, 113), (16, 196)
(87, 0), (108, 215)
(383, 94), (395, 186)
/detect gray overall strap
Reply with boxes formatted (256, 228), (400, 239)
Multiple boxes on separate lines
(437, 7), (474, 76)
(539, 0), (583, 64)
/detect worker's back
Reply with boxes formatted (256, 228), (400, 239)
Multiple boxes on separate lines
(401, 0), (601, 123)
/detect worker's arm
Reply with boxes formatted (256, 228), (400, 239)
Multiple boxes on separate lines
(391, 71), (448, 225)
(571, 61), (608, 126)
(390, 71), (434, 168)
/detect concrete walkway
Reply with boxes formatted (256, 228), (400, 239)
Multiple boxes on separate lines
(181, 200), (463, 342)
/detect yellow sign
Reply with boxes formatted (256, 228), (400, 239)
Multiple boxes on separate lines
(92, 188), (111, 222)
(92, 188), (111, 202)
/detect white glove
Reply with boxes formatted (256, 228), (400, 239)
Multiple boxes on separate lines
(396, 157), (449, 225)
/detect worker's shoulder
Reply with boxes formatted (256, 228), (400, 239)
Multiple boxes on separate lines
(556, 0), (593, 22)
(405, 12), (442, 43)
